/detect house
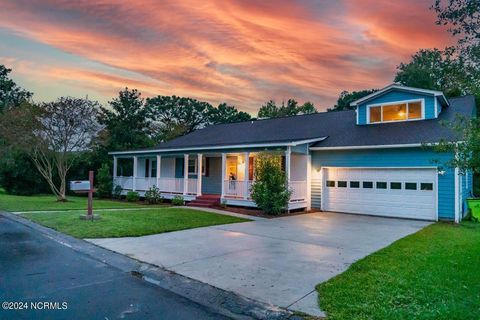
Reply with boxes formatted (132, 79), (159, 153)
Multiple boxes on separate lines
(110, 84), (476, 222)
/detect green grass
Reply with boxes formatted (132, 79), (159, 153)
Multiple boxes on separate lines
(21, 208), (249, 238)
(0, 191), (162, 212)
(316, 222), (480, 320)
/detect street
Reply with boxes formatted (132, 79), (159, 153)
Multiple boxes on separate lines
(0, 215), (230, 320)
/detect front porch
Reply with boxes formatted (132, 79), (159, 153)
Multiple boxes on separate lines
(112, 148), (310, 210)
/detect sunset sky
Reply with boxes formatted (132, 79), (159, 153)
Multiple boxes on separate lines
(0, 0), (454, 113)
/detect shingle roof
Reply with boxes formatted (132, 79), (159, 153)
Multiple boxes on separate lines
(119, 95), (475, 153)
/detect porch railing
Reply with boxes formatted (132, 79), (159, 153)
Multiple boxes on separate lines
(223, 179), (306, 202)
(223, 180), (253, 198)
(187, 178), (198, 194)
(135, 177), (157, 191)
(113, 176), (133, 190)
(158, 178), (184, 194)
(114, 176), (307, 202)
(289, 180), (307, 201)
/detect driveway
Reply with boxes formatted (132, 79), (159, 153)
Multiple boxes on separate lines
(89, 212), (430, 316)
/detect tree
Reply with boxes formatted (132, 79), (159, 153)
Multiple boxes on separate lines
(98, 88), (154, 151)
(250, 152), (291, 215)
(0, 98), (102, 201)
(433, 0), (480, 67)
(208, 103), (252, 124)
(148, 96), (252, 142)
(328, 89), (377, 112)
(96, 163), (112, 198)
(257, 99), (317, 118)
(395, 48), (474, 97)
(0, 150), (50, 195)
(434, 115), (480, 174)
(0, 65), (32, 112)
(147, 95), (212, 141)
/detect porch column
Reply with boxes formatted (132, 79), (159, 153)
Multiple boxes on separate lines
(132, 156), (138, 191)
(221, 153), (226, 198)
(306, 152), (312, 211)
(243, 152), (249, 199)
(183, 154), (189, 195)
(285, 146), (291, 182)
(156, 155), (161, 188)
(197, 154), (203, 196)
(285, 147), (291, 212)
(113, 156), (117, 178)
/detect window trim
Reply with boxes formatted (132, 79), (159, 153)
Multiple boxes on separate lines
(187, 157), (207, 175)
(366, 98), (425, 124)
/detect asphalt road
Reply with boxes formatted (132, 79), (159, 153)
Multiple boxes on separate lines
(0, 215), (230, 320)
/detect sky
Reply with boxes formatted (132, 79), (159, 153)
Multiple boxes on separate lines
(0, 0), (454, 113)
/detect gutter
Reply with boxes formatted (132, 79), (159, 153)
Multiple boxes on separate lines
(109, 137), (327, 155)
(309, 143), (440, 151)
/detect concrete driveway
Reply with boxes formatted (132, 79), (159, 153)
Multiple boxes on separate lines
(89, 212), (430, 316)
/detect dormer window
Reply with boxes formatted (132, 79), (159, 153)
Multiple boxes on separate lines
(368, 99), (424, 124)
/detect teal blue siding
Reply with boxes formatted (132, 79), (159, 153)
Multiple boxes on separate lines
(357, 90), (440, 125)
(174, 156), (221, 194)
(202, 157), (222, 194)
(175, 157), (184, 178)
(311, 148), (455, 220)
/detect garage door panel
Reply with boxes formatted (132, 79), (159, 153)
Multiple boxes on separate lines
(322, 168), (436, 220)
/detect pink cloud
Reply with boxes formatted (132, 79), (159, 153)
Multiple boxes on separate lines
(0, 0), (453, 112)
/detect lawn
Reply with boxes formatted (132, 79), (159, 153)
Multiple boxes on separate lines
(316, 222), (480, 320)
(0, 190), (160, 212)
(21, 208), (249, 238)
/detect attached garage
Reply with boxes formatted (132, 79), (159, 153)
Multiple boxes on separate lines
(321, 167), (437, 221)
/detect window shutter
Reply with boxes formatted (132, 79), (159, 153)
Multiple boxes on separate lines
(281, 156), (286, 172)
(205, 157), (210, 177)
(145, 159), (150, 177)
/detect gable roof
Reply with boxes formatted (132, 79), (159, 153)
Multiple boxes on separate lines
(350, 83), (449, 107)
(110, 95), (475, 155)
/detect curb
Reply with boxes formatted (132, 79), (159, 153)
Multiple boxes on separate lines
(1, 211), (302, 320)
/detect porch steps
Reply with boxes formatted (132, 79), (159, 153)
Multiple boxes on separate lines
(187, 194), (221, 208)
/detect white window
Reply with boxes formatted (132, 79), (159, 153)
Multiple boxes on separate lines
(187, 157), (206, 175)
(368, 99), (424, 124)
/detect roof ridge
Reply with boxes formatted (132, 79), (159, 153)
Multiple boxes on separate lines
(202, 108), (356, 129)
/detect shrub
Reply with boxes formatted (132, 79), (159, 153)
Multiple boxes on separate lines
(145, 185), (163, 204)
(250, 152), (291, 215)
(0, 151), (50, 195)
(126, 191), (140, 202)
(172, 195), (185, 206)
(112, 185), (123, 199)
(96, 163), (113, 198)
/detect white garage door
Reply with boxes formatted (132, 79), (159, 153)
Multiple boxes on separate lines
(322, 168), (437, 220)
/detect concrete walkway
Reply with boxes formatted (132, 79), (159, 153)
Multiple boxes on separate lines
(89, 212), (431, 316)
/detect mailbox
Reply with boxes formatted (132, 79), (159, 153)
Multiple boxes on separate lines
(70, 180), (91, 191)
